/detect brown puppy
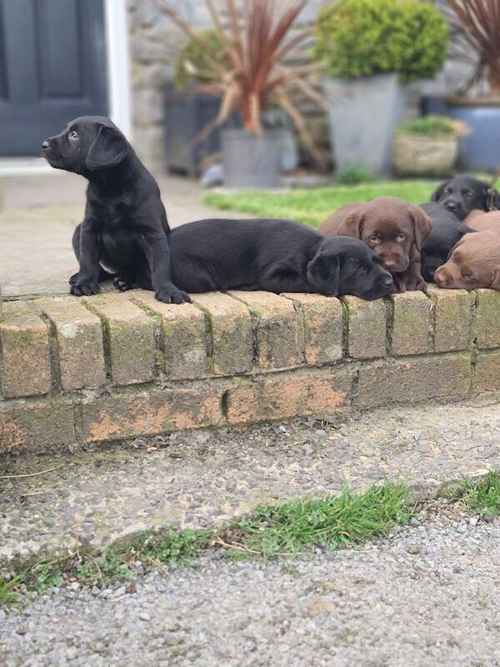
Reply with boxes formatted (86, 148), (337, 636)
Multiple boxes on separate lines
(463, 210), (500, 233)
(319, 197), (432, 291)
(434, 227), (500, 290)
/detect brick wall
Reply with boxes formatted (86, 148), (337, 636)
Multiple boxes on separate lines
(2, 287), (500, 455)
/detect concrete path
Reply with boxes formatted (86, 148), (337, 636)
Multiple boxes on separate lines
(0, 172), (233, 298)
(2, 395), (500, 568)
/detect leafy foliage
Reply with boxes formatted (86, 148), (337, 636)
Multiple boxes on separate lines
(164, 0), (326, 164)
(174, 29), (227, 90)
(313, 0), (448, 81)
(446, 1), (500, 94)
(397, 116), (458, 138)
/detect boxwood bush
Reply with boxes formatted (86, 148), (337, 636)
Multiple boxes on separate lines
(313, 0), (448, 82)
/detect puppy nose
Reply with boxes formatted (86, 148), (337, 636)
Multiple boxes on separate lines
(383, 260), (397, 270)
(41, 140), (50, 149)
(445, 201), (457, 211)
(383, 274), (394, 287)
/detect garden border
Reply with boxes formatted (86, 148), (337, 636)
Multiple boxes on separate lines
(2, 286), (500, 455)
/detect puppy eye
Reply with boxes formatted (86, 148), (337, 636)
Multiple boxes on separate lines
(461, 269), (473, 279)
(463, 191), (473, 199)
(368, 233), (380, 243)
(69, 130), (79, 141)
(396, 233), (406, 242)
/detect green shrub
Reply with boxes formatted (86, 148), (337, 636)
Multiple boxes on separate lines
(397, 116), (457, 137)
(174, 30), (227, 89)
(336, 165), (375, 185)
(313, 0), (449, 82)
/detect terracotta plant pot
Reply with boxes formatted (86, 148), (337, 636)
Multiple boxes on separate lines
(392, 133), (458, 177)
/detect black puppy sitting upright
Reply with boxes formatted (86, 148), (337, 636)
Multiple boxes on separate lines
(42, 116), (190, 304)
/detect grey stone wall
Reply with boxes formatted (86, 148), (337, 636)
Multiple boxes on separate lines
(126, 0), (472, 174)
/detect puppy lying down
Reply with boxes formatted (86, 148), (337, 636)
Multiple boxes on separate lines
(166, 219), (395, 301)
(319, 197), (432, 292)
(434, 215), (500, 290)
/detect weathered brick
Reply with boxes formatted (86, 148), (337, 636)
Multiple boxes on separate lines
(428, 286), (473, 352)
(229, 291), (302, 370)
(344, 296), (386, 359)
(473, 350), (500, 393)
(81, 382), (225, 442)
(0, 398), (76, 453)
(391, 292), (432, 356)
(191, 293), (253, 375)
(37, 297), (106, 391)
(131, 290), (209, 379)
(283, 293), (343, 365)
(356, 353), (471, 410)
(0, 302), (51, 398)
(475, 289), (500, 349)
(226, 367), (353, 424)
(85, 294), (156, 386)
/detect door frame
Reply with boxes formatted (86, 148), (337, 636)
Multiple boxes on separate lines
(0, 0), (131, 174)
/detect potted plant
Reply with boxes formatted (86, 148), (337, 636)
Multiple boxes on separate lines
(313, 0), (449, 176)
(164, 0), (326, 189)
(442, 0), (500, 171)
(392, 116), (468, 177)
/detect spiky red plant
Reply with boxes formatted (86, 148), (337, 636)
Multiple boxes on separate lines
(163, 0), (326, 164)
(446, 0), (500, 94)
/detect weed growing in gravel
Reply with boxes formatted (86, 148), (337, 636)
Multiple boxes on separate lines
(462, 472), (500, 517)
(221, 483), (413, 558)
(0, 578), (20, 605)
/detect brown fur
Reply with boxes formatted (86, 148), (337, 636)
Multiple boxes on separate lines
(434, 228), (500, 290)
(463, 210), (500, 233)
(319, 197), (432, 292)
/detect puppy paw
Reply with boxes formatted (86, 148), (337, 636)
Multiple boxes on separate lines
(155, 286), (192, 304)
(70, 277), (100, 297)
(69, 272), (79, 286)
(113, 276), (133, 292)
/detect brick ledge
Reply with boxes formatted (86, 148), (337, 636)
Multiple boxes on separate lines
(2, 287), (500, 454)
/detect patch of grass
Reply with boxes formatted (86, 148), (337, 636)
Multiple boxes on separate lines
(222, 483), (412, 558)
(336, 165), (375, 185)
(204, 181), (439, 228)
(462, 472), (500, 518)
(0, 578), (20, 606)
(398, 115), (457, 137)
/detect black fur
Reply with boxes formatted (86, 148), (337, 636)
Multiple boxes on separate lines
(167, 218), (395, 301)
(430, 175), (497, 220)
(42, 116), (190, 304)
(420, 203), (472, 282)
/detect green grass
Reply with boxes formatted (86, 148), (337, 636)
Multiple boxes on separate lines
(204, 181), (439, 228)
(223, 483), (412, 558)
(462, 472), (500, 518)
(3, 474), (500, 606)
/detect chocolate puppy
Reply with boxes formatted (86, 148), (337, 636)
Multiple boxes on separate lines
(42, 116), (190, 304)
(320, 197), (432, 292)
(434, 225), (500, 290)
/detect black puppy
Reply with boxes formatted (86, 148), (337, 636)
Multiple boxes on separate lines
(420, 203), (472, 282)
(167, 218), (395, 300)
(42, 116), (190, 304)
(430, 175), (497, 220)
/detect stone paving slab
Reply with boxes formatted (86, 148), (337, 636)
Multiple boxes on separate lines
(1, 395), (500, 570)
(0, 173), (248, 297)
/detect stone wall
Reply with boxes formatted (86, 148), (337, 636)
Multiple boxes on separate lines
(2, 287), (500, 455)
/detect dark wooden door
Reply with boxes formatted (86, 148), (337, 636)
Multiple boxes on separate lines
(0, 0), (108, 156)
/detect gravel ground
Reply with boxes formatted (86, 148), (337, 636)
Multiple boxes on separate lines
(3, 396), (500, 567)
(1, 509), (500, 667)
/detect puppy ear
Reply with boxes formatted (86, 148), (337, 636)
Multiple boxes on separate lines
(431, 181), (448, 202)
(334, 210), (365, 239)
(86, 125), (129, 170)
(486, 187), (500, 211)
(408, 205), (432, 252)
(307, 249), (341, 296)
